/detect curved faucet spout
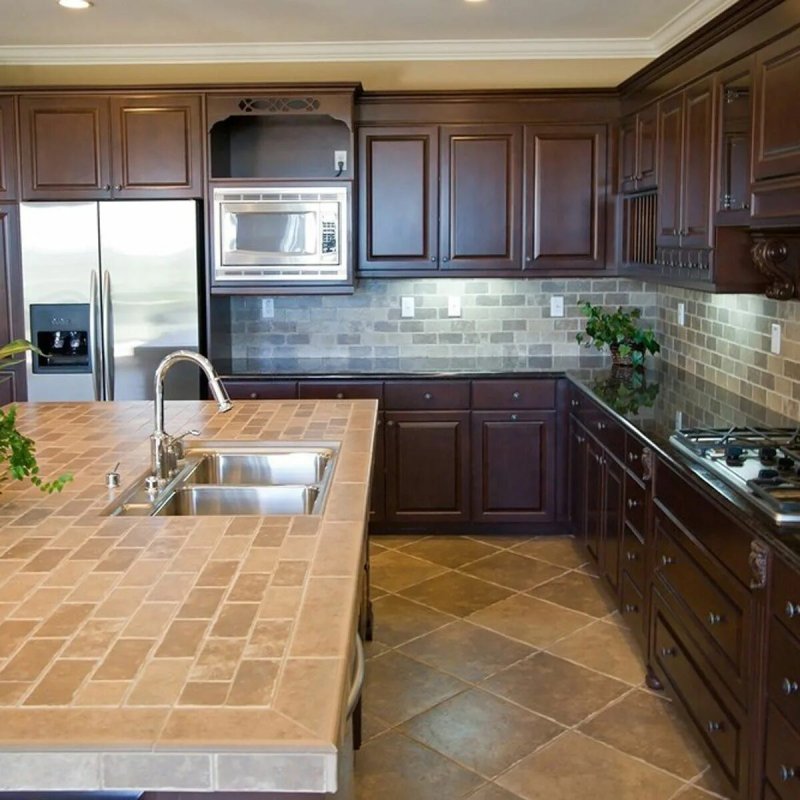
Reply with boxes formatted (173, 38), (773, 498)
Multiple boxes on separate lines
(151, 350), (232, 480)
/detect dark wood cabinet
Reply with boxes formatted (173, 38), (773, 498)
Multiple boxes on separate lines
(657, 93), (683, 249)
(0, 205), (23, 406)
(222, 380), (298, 400)
(19, 94), (202, 200)
(357, 126), (438, 272)
(568, 419), (589, 541)
(384, 410), (471, 523)
(440, 125), (523, 272)
(601, 452), (624, 593)
(525, 125), (607, 271)
(619, 105), (657, 193)
(0, 97), (17, 200)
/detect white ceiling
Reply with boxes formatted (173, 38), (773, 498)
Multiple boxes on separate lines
(0, 0), (739, 88)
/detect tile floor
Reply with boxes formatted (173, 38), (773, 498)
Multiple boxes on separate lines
(355, 534), (732, 800)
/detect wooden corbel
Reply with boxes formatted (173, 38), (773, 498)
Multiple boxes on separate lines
(750, 232), (798, 300)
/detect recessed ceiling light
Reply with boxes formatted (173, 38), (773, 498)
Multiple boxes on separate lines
(58, 0), (93, 8)
(464, 0), (487, 3)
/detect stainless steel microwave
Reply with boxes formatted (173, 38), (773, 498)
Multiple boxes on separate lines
(212, 186), (348, 283)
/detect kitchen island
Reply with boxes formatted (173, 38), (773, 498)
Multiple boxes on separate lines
(0, 397), (377, 796)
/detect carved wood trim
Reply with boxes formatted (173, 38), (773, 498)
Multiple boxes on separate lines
(750, 231), (799, 300)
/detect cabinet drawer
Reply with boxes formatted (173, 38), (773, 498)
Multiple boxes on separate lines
(772, 556), (800, 637)
(765, 704), (800, 800)
(622, 521), (645, 590)
(652, 595), (744, 791)
(624, 474), (647, 534)
(582, 401), (624, 461)
(472, 379), (556, 410)
(299, 381), (384, 405)
(654, 511), (751, 697)
(768, 618), (800, 731)
(384, 380), (470, 410)
(620, 571), (645, 643)
(223, 380), (297, 400)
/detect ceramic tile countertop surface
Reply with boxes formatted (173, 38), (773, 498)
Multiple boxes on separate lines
(0, 398), (376, 794)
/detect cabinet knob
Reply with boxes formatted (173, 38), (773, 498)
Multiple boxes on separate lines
(623, 603), (638, 613)
(375, 419), (382, 427)
(386, 420), (395, 427)
(103, 184), (111, 191)
(423, 392), (432, 401)
(512, 391), (521, 400)
(786, 601), (800, 619)
(660, 646), (676, 657)
(442, 256), (449, 262)
(707, 612), (722, 625)
(672, 228), (678, 236)
(430, 256), (436, 262)
(336, 392), (344, 399)
(510, 414), (518, 421)
(526, 256), (532, 262)
(577, 435), (585, 444)
(627, 498), (639, 510)
(570, 399), (579, 408)
(249, 392), (258, 399)
(782, 678), (799, 696)
(628, 451), (639, 462)
(596, 422), (606, 431)
(706, 721), (723, 734)
(114, 184), (122, 192)
(626, 551), (638, 561)
(661, 554), (675, 566)
(779, 765), (797, 782)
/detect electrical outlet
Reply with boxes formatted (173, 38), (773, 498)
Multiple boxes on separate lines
(260, 298), (274, 319)
(448, 296), (462, 317)
(401, 297), (415, 318)
(771, 323), (781, 354)
(678, 302), (686, 326)
(550, 296), (564, 317)
(334, 150), (348, 173)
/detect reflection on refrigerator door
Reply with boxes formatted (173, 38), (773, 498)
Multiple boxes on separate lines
(20, 200), (201, 402)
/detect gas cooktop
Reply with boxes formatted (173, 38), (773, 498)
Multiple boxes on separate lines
(670, 426), (800, 525)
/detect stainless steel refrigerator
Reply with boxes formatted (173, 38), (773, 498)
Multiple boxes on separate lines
(20, 200), (202, 402)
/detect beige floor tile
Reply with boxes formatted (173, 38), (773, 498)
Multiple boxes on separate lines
(399, 620), (534, 682)
(361, 711), (390, 744)
(467, 784), (526, 800)
(579, 689), (709, 780)
(403, 688), (563, 779)
(674, 787), (725, 799)
(459, 551), (566, 591)
(482, 652), (630, 726)
(694, 765), (735, 798)
(527, 570), (618, 617)
(354, 730), (483, 800)
(399, 572), (514, 617)
(547, 619), (647, 685)
(362, 651), (468, 726)
(371, 594), (453, 648)
(370, 534), (429, 550)
(399, 536), (500, 568)
(369, 549), (447, 592)
(467, 535), (538, 550)
(469, 594), (594, 648)
(364, 638), (390, 660)
(511, 537), (588, 569)
(496, 731), (684, 800)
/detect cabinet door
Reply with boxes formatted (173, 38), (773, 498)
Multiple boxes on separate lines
(716, 60), (752, 222)
(440, 125), (522, 271)
(585, 438), (604, 562)
(680, 79), (715, 248)
(526, 125), (606, 271)
(753, 27), (800, 182)
(109, 95), (203, 198)
(0, 97), (17, 200)
(385, 411), (470, 522)
(636, 105), (658, 190)
(358, 126), (438, 272)
(19, 95), (111, 200)
(602, 455), (624, 593)
(471, 411), (556, 523)
(619, 116), (638, 193)
(370, 415), (386, 524)
(568, 421), (589, 538)
(656, 93), (683, 248)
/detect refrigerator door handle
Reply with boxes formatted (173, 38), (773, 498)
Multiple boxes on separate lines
(89, 269), (103, 401)
(101, 270), (115, 401)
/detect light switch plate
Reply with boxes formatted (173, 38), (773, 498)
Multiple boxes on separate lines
(550, 296), (564, 317)
(448, 296), (462, 317)
(678, 302), (686, 326)
(261, 298), (274, 319)
(401, 297), (415, 318)
(771, 323), (781, 354)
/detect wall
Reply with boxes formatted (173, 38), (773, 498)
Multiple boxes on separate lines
(656, 286), (800, 419)
(223, 277), (658, 371)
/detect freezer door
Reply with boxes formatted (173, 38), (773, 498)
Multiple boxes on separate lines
(99, 201), (200, 401)
(20, 202), (100, 401)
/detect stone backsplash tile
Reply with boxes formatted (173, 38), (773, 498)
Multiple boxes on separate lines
(221, 278), (659, 370)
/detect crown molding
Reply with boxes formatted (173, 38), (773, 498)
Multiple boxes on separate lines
(650, 0), (742, 51)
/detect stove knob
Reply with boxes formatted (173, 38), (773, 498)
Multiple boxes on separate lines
(778, 456), (795, 471)
(725, 445), (744, 464)
(760, 446), (777, 463)
(758, 468), (779, 480)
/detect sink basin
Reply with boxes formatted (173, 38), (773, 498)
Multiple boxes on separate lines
(182, 448), (333, 486)
(153, 485), (320, 516)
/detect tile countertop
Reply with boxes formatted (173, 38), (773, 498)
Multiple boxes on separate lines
(0, 398), (377, 794)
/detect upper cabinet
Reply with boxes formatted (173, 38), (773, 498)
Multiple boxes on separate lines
(18, 94), (202, 200)
(525, 125), (607, 272)
(619, 105), (657, 194)
(751, 27), (800, 221)
(0, 97), (18, 201)
(358, 123), (522, 274)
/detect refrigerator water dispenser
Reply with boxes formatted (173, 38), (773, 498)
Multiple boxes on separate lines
(30, 303), (91, 374)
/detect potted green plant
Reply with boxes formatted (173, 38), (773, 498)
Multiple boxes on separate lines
(0, 340), (72, 493)
(575, 301), (660, 368)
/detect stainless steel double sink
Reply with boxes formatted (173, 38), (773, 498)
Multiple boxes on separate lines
(104, 442), (338, 517)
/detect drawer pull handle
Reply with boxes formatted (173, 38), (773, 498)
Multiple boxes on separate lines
(626, 551), (638, 561)
(787, 601), (800, 619)
(623, 603), (638, 613)
(779, 765), (797, 782)
(628, 452), (639, 462)
(706, 721), (723, 733)
(249, 392), (258, 399)
(660, 646), (676, 657)
(596, 422), (606, 431)
(423, 392), (432, 400)
(512, 391), (521, 400)
(707, 612), (723, 626)
(782, 678), (800, 696)
(627, 498), (639, 510)
(336, 392), (344, 399)
(661, 555), (675, 566)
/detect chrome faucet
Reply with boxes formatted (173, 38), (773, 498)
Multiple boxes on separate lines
(150, 350), (232, 482)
